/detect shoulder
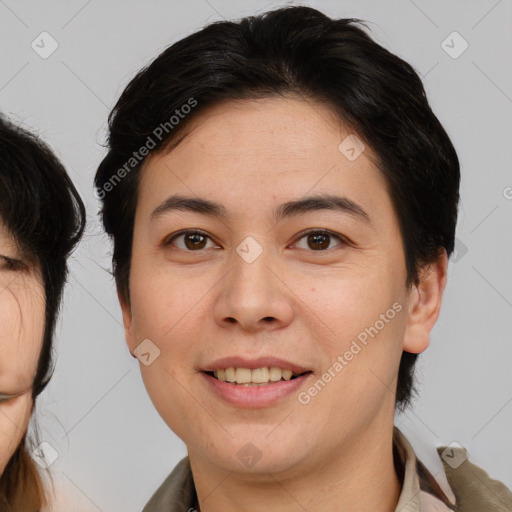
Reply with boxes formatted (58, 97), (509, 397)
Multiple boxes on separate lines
(437, 445), (512, 511)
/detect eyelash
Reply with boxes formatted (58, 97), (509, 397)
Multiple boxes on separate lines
(1, 256), (24, 271)
(164, 229), (348, 253)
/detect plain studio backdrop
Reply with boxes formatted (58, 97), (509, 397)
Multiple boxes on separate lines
(1, 1), (511, 510)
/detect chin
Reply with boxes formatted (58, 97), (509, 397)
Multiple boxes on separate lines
(195, 433), (309, 477)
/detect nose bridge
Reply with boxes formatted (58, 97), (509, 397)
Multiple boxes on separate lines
(213, 236), (293, 330)
(230, 237), (276, 308)
(232, 241), (273, 298)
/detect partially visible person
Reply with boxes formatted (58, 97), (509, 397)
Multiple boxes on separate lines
(0, 114), (85, 511)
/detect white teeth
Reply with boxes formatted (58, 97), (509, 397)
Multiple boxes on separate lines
(282, 369), (293, 381)
(251, 367), (270, 383)
(224, 367), (236, 382)
(269, 367), (283, 382)
(235, 368), (252, 384)
(212, 366), (301, 384)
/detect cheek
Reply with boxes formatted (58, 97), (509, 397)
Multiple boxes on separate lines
(297, 267), (406, 344)
(0, 289), (23, 339)
(0, 288), (45, 387)
(130, 262), (208, 352)
(0, 280), (44, 475)
(129, 269), (204, 414)
(294, 273), (407, 411)
(0, 396), (32, 476)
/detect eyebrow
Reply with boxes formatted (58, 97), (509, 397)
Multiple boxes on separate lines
(151, 193), (371, 225)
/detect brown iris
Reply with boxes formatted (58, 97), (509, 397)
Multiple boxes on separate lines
(307, 233), (330, 250)
(184, 233), (208, 250)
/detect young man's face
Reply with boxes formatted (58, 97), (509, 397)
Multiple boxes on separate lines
(122, 97), (445, 476)
(0, 223), (45, 475)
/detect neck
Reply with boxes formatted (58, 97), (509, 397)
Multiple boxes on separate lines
(189, 422), (401, 512)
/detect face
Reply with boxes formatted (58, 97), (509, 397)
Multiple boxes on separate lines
(122, 97), (444, 477)
(0, 222), (45, 475)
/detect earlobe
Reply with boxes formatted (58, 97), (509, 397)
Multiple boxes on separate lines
(117, 289), (137, 358)
(403, 249), (448, 354)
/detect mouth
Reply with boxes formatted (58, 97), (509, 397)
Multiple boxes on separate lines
(203, 367), (312, 386)
(200, 357), (313, 407)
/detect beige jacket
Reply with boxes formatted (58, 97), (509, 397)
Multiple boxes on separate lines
(143, 428), (512, 511)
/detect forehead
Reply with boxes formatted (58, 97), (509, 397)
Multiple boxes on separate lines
(152, 96), (358, 169)
(137, 97), (392, 224)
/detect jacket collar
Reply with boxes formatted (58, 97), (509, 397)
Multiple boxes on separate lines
(393, 427), (456, 511)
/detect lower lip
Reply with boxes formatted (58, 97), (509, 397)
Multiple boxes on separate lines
(201, 372), (312, 408)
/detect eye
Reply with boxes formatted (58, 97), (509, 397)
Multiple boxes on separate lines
(163, 229), (348, 253)
(0, 393), (17, 404)
(293, 230), (346, 251)
(164, 230), (219, 251)
(0, 255), (24, 271)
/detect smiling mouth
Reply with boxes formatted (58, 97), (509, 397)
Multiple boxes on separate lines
(204, 367), (312, 386)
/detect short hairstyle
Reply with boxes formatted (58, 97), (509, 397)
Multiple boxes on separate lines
(0, 114), (85, 509)
(94, 6), (460, 411)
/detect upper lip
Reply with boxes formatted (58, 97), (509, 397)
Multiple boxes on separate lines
(201, 356), (311, 375)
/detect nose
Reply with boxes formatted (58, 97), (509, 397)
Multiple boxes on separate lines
(213, 244), (294, 332)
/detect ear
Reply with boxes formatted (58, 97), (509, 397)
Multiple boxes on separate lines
(117, 288), (137, 358)
(403, 249), (448, 354)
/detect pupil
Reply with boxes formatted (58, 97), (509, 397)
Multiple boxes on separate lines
(308, 233), (329, 250)
(186, 233), (206, 250)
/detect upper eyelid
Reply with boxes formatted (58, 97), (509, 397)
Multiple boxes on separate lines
(0, 385), (30, 400)
(0, 393), (20, 402)
(293, 228), (345, 241)
(292, 229), (348, 250)
(165, 229), (216, 245)
(0, 255), (26, 270)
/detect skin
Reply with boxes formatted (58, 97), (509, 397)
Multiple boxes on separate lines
(0, 222), (45, 476)
(121, 97), (447, 511)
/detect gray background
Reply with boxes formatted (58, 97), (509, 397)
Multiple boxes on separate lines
(1, 0), (511, 510)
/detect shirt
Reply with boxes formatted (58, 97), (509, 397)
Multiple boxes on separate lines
(142, 427), (512, 511)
